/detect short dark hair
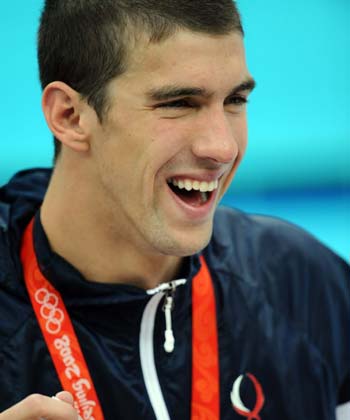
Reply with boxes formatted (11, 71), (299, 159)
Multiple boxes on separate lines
(38, 0), (244, 161)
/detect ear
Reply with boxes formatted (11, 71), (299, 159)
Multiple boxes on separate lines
(42, 81), (91, 153)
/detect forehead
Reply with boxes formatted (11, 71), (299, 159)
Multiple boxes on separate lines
(114, 30), (250, 96)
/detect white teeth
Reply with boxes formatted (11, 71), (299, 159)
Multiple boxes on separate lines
(199, 182), (209, 192)
(185, 180), (192, 191)
(168, 178), (218, 192)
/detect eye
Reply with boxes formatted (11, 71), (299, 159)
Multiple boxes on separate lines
(157, 99), (192, 109)
(225, 95), (248, 106)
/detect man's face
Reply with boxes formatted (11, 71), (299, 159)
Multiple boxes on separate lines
(89, 30), (253, 257)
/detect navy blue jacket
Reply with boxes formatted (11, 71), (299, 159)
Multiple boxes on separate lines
(0, 169), (349, 419)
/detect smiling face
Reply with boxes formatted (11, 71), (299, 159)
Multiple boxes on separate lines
(89, 30), (254, 258)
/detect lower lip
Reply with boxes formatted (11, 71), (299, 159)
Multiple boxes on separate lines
(166, 184), (218, 221)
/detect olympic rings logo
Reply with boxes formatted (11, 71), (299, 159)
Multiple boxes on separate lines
(34, 288), (65, 334)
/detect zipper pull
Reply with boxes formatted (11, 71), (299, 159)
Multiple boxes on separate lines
(146, 279), (187, 354)
(163, 293), (175, 353)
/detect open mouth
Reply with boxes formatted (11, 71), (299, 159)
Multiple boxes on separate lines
(167, 178), (218, 207)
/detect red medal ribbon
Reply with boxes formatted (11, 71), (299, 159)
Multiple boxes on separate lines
(21, 219), (105, 420)
(21, 218), (220, 419)
(191, 255), (220, 419)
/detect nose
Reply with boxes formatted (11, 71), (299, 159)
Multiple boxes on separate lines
(191, 108), (240, 164)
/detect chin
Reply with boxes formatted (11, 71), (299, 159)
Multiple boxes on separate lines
(156, 227), (213, 257)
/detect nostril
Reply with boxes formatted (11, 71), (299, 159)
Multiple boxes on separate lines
(192, 140), (237, 164)
(191, 123), (238, 164)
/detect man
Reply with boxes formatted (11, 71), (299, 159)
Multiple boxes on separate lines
(0, 1), (349, 419)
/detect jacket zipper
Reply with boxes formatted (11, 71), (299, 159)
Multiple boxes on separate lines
(139, 279), (187, 420)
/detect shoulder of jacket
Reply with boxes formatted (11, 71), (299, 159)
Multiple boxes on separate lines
(211, 206), (349, 277)
(209, 206), (350, 340)
(0, 169), (49, 349)
(0, 231), (33, 351)
(209, 207), (350, 378)
(0, 167), (51, 229)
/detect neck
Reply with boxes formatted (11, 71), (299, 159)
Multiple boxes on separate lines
(40, 166), (182, 290)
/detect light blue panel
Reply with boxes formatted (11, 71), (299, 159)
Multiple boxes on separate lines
(234, 0), (350, 192)
(0, 0), (50, 184)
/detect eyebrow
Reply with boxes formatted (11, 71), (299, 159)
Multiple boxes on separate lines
(147, 77), (256, 101)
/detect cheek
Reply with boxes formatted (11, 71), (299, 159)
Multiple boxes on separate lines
(100, 123), (147, 172)
(146, 120), (189, 167)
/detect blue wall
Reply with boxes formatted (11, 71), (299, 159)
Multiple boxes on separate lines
(0, 1), (349, 258)
(235, 0), (350, 192)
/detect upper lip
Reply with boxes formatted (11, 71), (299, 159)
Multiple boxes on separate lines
(167, 169), (227, 183)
